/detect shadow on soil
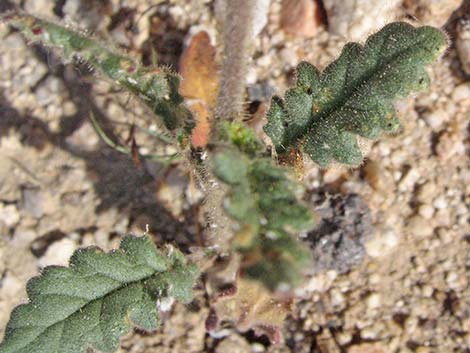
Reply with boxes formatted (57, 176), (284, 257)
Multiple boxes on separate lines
(0, 46), (196, 249)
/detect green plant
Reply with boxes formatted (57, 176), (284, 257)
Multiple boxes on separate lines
(0, 7), (447, 353)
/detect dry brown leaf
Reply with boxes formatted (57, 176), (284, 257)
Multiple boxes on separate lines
(179, 31), (219, 148)
(179, 31), (219, 107)
(207, 277), (293, 344)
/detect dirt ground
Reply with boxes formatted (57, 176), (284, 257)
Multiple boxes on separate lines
(0, 1), (469, 352)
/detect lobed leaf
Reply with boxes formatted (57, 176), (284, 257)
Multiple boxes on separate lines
(264, 22), (448, 167)
(2, 12), (192, 132)
(0, 235), (199, 353)
(213, 148), (314, 290)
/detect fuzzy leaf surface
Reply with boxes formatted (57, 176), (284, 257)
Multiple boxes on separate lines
(3, 12), (191, 131)
(213, 148), (314, 290)
(264, 22), (447, 167)
(0, 236), (199, 353)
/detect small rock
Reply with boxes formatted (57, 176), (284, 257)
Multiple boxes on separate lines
(215, 334), (251, 353)
(436, 130), (465, 160)
(366, 228), (399, 257)
(63, 0), (112, 31)
(418, 204), (435, 219)
(252, 0), (271, 37)
(348, 342), (387, 353)
(281, 0), (322, 38)
(330, 288), (346, 309)
(35, 76), (66, 107)
(406, 215), (434, 237)
(38, 238), (77, 267)
(433, 196), (448, 210)
(21, 188), (57, 219)
(0, 203), (20, 228)
(24, 0), (55, 17)
(21, 188), (44, 219)
(452, 83), (470, 102)
(456, 14), (470, 75)
(422, 109), (447, 130)
(367, 293), (381, 309)
(403, 0), (461, 28)
(416, 181), (438, 203)
(398, 168), (420, 192)
(323, 0), (400, 40)
(65, 121), (100, 150)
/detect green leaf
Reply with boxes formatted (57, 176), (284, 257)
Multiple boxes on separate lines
(264, 22), (448, 167)
(0, 235), (199, 353)
(213, 149), (315, 290)
(2, 12), (192, 132)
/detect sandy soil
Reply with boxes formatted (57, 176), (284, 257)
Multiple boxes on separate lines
(0, 1), (469, 352)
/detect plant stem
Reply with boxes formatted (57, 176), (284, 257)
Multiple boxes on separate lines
(215, 0), (259, 122)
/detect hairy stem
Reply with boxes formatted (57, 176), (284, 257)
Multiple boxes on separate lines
(215, 0), (259, 122)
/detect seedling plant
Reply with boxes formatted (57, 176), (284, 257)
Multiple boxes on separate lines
(0, 5), (448, 353)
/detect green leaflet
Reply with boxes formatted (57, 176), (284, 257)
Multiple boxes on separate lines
(0, 235), (199, 353)
(2, 12), (192, 131)
(213, 148), (315, 290)
(264, 22), (448, 167)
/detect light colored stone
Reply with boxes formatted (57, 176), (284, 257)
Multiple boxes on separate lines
(406, 216), (434, 237)
(418, 204), (434, 219)
(398, 168), (420, 192)
(436, 130), (466, 160)
(0, 204), (20, 228)
(348, 342), (387, 353)
(38, 238), (78, 267)
(367, 293), (381, 309)
(404, 0), (461, 28)
(433, 196), (448, 210)
(323, 0), (400, 40)
(417, 181), (438, 203)
(452, 83), (470, 102)
(366, 228), (399, 257)
(456, 16), (470, 75)
(423, 109), (446, 130)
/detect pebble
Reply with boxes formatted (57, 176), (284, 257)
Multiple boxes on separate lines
(214, 334), (252, 353)
(417, 181), (438, 203)
(422, 109), (446, 130)
(436, 131), (466, 160)
(323, 0), (400, 40)
(366, 228), (399, 257)
(38, 238), (77, 267)
(433, 196), (447, 210)
(330, 288), (346, 309)
(367, 293), (381, 309)
(24, 0), (55, 17)
(348, 343), (387, 353)
(456, 15), (470, 75)
(398, 168), (420, 192)
(65, 121), (100, 150)
(418, 204), (434, 219)
(280, 0), (321, 38)
(0, 203), (20, 228)
(251, 0), (271, 37)
(35, 77), (66, 107)
(406, 216), (434, 238)
(404, 0), (462, 28)
(451, 83), (470, 102)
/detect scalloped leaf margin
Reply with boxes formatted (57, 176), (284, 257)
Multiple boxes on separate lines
(264, 22), (448, 167)
(0, 235), (199, 353)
